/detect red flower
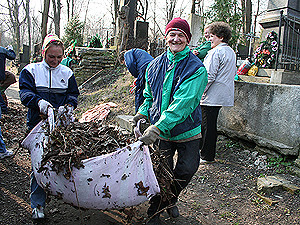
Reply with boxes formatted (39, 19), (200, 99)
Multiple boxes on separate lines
(262, 49), (270, 55)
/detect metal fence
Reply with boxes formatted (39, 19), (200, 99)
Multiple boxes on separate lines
(276, 10), (300, 71)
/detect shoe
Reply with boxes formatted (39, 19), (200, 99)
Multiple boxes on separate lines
(146, 214), (161, 225)
(0, 150), (13, 159)
(200, 158), (215, 164)
(167, 205), (180, 218)
(32, 206), (45, 219)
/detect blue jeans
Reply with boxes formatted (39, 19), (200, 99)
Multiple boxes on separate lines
(30, 172), (46, 209)
(0, 107), (7, 153)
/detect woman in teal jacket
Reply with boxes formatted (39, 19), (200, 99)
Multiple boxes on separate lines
(193, 25), (212, 62)
(132, 18), (207, 225)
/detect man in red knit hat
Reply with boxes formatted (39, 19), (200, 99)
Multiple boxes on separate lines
(132, 17), (208, 224)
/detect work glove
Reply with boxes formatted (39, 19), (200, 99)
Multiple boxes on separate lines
(57, 104), (74, 127)
(57, 105), (67, 116)
(139, 125), (160, 145)
(131, 113), (146, 127)
(65, 104), (74, 116)
(38, 99), (53, 115)
(47, 107), (55, 133)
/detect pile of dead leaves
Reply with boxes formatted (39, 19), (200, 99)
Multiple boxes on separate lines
(149, 147), (176, 205)
(41, 121), (135, 179)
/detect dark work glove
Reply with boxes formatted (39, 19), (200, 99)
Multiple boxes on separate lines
(131, 113), (146, 127)
(139, 125), (160, 145)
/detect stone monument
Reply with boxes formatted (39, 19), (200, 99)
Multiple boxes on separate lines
(259, 0), (300, 35)
(188, 13), (203, 49)
(259, 0), (300, 84)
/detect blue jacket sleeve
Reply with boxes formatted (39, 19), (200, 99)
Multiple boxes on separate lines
(0, 47), (16, 60)
(6, 49), (16, 60)
(19, 69), (42, 110)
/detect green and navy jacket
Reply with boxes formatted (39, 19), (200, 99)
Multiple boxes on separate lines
(138, 46), (208, 141)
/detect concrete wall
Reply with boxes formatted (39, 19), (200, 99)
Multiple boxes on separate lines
(218, 81), (300, 156)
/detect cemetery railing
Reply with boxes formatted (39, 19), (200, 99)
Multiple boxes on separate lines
(275, 10), (300, 71)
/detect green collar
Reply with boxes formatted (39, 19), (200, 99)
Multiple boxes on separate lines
(167, 46), (190, 63)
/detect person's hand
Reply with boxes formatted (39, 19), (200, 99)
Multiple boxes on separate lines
(65, 104), (74, 116)
(38, 99), (53, 115)
(131, 113), (146, 127)
(193, 50), (199, 55)
(57, 105), (67, 117)
(139, 125), (160, 145)
(57, 104), (74, 127)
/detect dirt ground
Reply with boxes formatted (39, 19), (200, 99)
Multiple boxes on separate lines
(0, 68), (300, 225)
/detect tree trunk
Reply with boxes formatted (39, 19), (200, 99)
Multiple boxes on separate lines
(113, 0), (119, 37)
(26, 0), (31, 55)
(191, 0), (196, 14)
(71, 0), (74, 18)
(117, 5), (130, 52)
(7, 0), (21, 60)
(245, 0), (252, 35)
(52, 0), (61, 37)
(66, 0), (70, 21)
(241, 0), (245, 34)
(82, 0), (90, 39)
(166, 0), (177, 23)
(41, 0), (50, 41)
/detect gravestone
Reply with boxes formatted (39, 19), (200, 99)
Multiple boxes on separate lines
(188, 13), (203, 49)
(259, 0), (300, 84)
(259, 0), (300, 43)
(18, 44), (30, 73)
(134, 21), (149, 50)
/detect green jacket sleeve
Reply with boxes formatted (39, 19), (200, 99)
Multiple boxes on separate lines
(194, 41), (211, 62)
(154, 67), (208, 135)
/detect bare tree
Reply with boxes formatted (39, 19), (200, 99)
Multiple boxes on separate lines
(82, 0), (91, 38)
(6, 0), (25, 60)
(245, 0), (252, 35)
(117, 4), (130, 52)
(52, 0), (61, 37)
(41, 0), (50, 41)
(24, 0), (31, 55)
(66, 0), (71, 21)
(166, 0), (177, 23)
(241, 0), (252, 36)
(113, 0), (119, 36)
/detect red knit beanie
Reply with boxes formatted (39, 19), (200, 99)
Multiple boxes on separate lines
(165, 17), (192, 43)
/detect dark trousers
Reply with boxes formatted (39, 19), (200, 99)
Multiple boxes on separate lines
(148, 138), (200, 216)
(200, 105), (221, 161)
(0, 92), (7, 112)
